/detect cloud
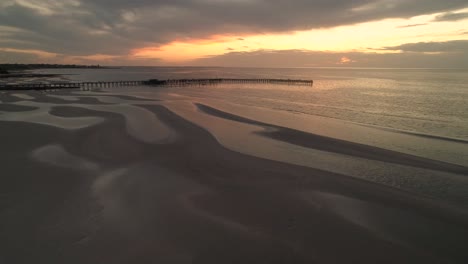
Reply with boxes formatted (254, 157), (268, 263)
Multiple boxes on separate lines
(338, 56), (355, 64)
(381, 40), (468, 53)
(0, 49), (51, 63)
(433, 11), (468, 21)
(397, 23), (427, 28)
(190, 42), (468, 68)
(1, 0), (468, 58)
(0, 47), (164, 66)
(0, 2), (138, 55)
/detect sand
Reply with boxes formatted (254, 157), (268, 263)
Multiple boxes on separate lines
(1, 89), (468, 264)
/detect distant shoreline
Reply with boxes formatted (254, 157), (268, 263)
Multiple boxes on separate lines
(0, 73), (62, 79)
(0, 63), (115, 71)
(0, 63), (118, 79)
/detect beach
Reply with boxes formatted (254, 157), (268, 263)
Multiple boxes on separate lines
(1, 67), (468, 263)
(2, 0), (468, 260)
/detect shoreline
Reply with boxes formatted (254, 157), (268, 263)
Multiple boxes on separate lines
(195, 103), (468, 175)
(0, 64), (119, 82)
(0, 73), (62, 79)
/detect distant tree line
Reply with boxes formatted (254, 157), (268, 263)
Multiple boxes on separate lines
(0, 63), (104, 72)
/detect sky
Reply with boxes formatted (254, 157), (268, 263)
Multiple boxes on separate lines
(0, 0), (468, 68)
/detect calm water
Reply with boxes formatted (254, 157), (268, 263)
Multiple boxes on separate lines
(33, 67), (468, 141)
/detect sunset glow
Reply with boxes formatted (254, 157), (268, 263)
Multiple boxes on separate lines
(131, 10), (468, 64)
(1, 1), (468, 67)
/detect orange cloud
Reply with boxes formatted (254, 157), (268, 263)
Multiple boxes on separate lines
(340, 56), (351, 63)
(131, 35), (253, 62)
(338, 56), (356, 64)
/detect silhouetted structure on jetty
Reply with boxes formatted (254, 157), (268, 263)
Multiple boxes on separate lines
(0, 78), (313, 91)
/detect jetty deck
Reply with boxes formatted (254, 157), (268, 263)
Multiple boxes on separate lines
(0, 78), (313, 91)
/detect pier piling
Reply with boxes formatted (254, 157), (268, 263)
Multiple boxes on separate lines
(0, 78), (313, 91)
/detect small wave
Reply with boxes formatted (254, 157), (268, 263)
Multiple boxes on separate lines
(357, 123), (468, 144)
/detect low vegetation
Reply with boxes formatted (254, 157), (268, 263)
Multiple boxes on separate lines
(0, 64), (103, 71)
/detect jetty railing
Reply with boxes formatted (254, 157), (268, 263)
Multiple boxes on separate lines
(0, 78), (313, 91)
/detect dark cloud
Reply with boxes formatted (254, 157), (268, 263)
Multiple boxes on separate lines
(191, 46), (468, 68)
(434, 11), (468, 21)
(237, 38), (245, 41)
(397, 23), (427, 28)
(1, 0), (468, 57)
(0, 3), (139, 55)
(0, 49), (48, 63)
(381, 40), (468, 52)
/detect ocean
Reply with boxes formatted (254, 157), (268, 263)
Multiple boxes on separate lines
(34, 67), (468, 141)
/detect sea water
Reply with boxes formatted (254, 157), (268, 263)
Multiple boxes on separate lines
(35, 67), (468, 141)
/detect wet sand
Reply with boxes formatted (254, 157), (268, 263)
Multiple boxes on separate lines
(1, 90), (468, 263)
(196, 103), (468, 175)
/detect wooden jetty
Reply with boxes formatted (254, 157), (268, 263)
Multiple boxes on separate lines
(144, 78), (313, 86)
(0, 78), (313, 91)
